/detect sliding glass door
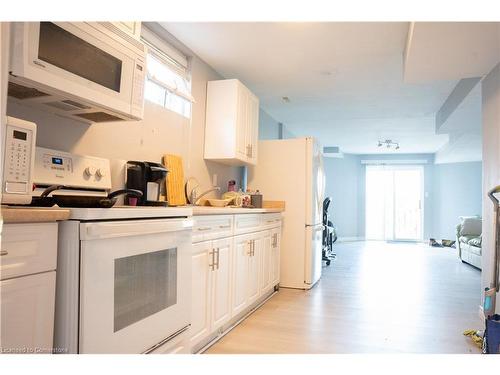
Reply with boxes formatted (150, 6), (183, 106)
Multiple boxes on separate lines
(365, 165), (423, 241)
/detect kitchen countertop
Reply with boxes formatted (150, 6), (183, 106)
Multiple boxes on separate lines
(192, 206), (284, 215)
(1, 206), (71, 224)
(1, 205), (283, 221)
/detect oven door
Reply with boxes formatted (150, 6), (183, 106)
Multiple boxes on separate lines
(78, 218), (192, 354)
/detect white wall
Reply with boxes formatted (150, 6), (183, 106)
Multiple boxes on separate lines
(481, 62), (500, 312)
(7, 54), (244, 197)
(258, 109), (280, 140)
(432, 161), (482, 240)
(323, 154), (360, 238)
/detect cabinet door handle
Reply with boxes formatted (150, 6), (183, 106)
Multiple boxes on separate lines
(215, 248), (220, 270)
(209, 249), (215, 271)
(251, 240), (255, 256)
(0, 250), (8, 256)
(219, 225), (231, 229)
(247, 240), (252, 256)
(198, 226), (212, 231)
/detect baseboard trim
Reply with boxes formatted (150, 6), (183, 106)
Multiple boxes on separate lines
(337, 236), (364, 242)
(196, 290), (278, 354)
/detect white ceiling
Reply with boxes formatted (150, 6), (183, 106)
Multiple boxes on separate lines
(404, 22), (500, 83)
(161, 22), (464, 154)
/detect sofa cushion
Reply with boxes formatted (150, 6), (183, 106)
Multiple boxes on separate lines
(460, 235), (477, 244)
(459, 216), (482, 236)
(468, 236), (482, 248)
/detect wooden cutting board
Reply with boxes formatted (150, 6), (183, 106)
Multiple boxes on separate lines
(162, 154), (187, 206)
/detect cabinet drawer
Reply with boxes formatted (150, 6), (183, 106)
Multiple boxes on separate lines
(0, 223), (58, 280)
(192, 215), (233, 243)
(234, 214), (262, 235)
(261, 213), (282, 228)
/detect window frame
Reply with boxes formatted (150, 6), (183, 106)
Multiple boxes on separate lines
(141, 27), (194, 118)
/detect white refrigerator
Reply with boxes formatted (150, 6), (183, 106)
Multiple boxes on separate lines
(248, 137), (325, 289)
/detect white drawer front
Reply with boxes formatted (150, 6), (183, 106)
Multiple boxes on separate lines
(0, 223), (58, 280)
(261, 213), (282, 229)
(234, 214), (262, 235)
(193, 215), (233, 243)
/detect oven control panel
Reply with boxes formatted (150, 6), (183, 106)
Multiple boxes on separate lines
(34, 147), (112, 190)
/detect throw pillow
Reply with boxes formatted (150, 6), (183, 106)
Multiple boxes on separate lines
(460, 216), (482, 236)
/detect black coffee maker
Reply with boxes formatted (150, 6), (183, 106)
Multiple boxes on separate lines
(125, 161), (169, 206)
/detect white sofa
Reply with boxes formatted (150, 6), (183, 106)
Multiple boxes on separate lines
(456, 216), (482, 269)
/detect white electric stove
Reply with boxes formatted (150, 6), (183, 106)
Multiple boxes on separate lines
(33, 148), (194, 354)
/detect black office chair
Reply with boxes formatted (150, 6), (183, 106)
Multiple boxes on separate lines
(322, 197), (337, 266)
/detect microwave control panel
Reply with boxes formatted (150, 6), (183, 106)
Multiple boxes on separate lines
(2, 117), (37, 205)
(34, 147), (112, 191)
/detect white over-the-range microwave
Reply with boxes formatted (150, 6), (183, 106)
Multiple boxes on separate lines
(8, 22), (146, 123)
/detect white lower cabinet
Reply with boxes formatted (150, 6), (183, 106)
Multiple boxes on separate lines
(0, 222), (58, 354)
(0, 272), (56, 354)
(271, 228), (281, 286)
(247, 232), (265, 307)
(211, 238), (233, 329)
(190, 214), (281, 352)
(232, 234), (249, 316)
(189, 237), (233, 349)
(260, 230), (273, 294)
(189, 241), (213, 348)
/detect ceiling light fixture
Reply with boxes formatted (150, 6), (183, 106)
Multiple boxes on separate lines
(377, 139), (400, 150)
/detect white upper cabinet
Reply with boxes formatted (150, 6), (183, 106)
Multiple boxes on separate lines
(204, 79), (260, 166)
(112, 22), (142, 40)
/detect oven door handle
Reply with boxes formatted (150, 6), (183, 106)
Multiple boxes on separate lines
(81, 218), (193, 240)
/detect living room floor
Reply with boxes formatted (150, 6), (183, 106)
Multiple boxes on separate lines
(206, 241), (482, 354)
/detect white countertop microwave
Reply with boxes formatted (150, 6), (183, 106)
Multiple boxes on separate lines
(8, 22), (146, 124)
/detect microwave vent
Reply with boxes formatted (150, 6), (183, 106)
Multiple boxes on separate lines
(62, 100), (91, 110)
(8, 81), (50, 99)
(75, 112), (123, 123)
(44, 100), (91, 112)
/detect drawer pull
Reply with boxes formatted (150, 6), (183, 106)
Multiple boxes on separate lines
(0, 250), (8, 256)
(266, 220), (274, 224)
(197, 227), (212, 231)
(219, 225), (231, 229)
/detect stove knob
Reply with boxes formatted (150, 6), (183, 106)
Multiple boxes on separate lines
(84, 166), (96, 177)
(96, 168), (106, 178)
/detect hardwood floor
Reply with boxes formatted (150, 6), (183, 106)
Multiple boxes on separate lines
(205, 241), (482, 354)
